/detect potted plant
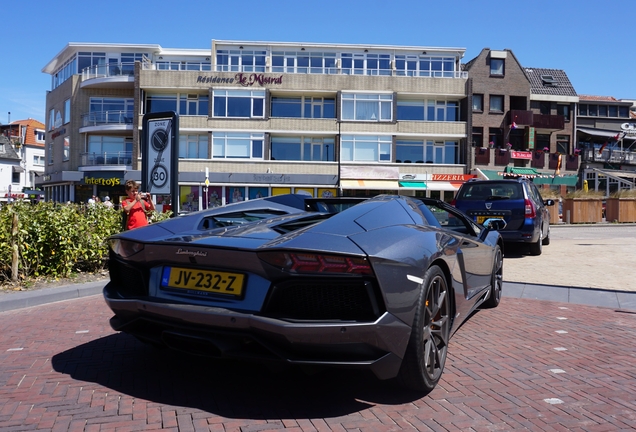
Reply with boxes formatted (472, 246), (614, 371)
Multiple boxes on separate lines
(562, 190), (604, 224)
(605, 189), (636, 223)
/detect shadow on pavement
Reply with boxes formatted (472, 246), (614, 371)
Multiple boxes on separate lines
(52, 333), (425, 418)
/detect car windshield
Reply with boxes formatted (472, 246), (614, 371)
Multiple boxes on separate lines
(457, 182), (523, 200)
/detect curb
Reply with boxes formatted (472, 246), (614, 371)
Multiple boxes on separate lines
(0, 280), (105, 313)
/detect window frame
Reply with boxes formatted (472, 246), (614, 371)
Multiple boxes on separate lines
(270, 136), (335, 161)
(341, 93), (393, 122)
(490, 58), (504, 76)
(179, 134), (209, 159)
(489, 95), (504, 113)
(472, 94), (484, 112)
(340, 135), (392, 162)
(212, 89), (265, 119)
(212, 132), (264, 160)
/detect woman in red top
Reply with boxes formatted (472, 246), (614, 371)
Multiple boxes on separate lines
(122, 180), (155, 230)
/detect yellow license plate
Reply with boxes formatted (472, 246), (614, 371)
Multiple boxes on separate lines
(477, 215), (503, 224)
(162, 267), (244, 296)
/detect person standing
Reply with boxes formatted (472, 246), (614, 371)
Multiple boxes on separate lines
(121, 180), (155, 230)
(103, 196), (114, 209)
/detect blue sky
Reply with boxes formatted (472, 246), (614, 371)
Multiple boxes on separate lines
(2, 0), (633, 124)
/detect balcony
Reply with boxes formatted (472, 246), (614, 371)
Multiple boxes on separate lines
(509, 110), (533, 126)
(582, 147), (636, 166)
(80, 62), (135, 88)
(81, 151), (132, 167)
(79, 111), (134, 133)
(533, 114), (565, 131)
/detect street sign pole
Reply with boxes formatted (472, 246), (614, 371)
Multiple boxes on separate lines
(142, 111), (179, 217)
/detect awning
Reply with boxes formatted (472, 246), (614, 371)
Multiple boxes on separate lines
(12, 165), (25, 173)
(427, 181), (461, 191)
(340, 179), (399, 190)
(577, 127), (622, 139)
(399, 181), (426, 189)
(478, 169), (502, 180)
(504, 166), (541, 176)
(533, 176), (578, 187)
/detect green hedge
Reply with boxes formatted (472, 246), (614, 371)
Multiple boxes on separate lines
(0, 201), (170, 284)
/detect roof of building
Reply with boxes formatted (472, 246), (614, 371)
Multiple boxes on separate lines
(0, 118), (45, 148)
(578, 94), (619, 101)
(0, 135), (21, 161)
(524, 67), (577, 97)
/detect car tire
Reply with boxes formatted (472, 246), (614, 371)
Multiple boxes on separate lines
(542, 229), (551, 245)
(482, 245), (503, 308)
(529, 234), (543, 255)
(396, 265), (451, 393)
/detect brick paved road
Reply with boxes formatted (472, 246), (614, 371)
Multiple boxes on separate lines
(1, 295), (635, 431)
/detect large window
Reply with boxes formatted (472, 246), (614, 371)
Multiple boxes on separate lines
(179, 134), (209, 159)
(270, 96), (335, 118)
(396, 140), (458, 164)
(63, 137), (70, 161)
(271, 51), (337, 74)
(341, 135), (391, 162)
(89, 97), (135, 125)
(489, 95), (504, 113)
(341, 53), (391, 76)
(396, 99), (459, 121)
(490, 58), (504, 76)
(342, 93), (392, 121)
(556, 135), (570, 155)
(87, 136), (132, 164)
(557, 104), (570, 121)
(395, 55), (456, 77)
(146, 94), (208, 116)
(271, 136), (335, 161)
(472, 94), (483, 112)
(64, 99), (71, 124)
(213, 90), (264, 118)
(216, 50), (266, 72)
(213, 132), (263, 159)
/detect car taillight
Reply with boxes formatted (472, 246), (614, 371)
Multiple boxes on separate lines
(450, 198), (456, 207)
(524, 199), (536, 218)
(259, 252), (372, 275)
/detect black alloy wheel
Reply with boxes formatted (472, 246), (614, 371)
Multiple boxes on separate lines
(396, 265), (451, 393)
(483, 245), (503, 308)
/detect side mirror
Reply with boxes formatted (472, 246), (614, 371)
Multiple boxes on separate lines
(544, 199), (555, 206)
(483, 218), (506, 231)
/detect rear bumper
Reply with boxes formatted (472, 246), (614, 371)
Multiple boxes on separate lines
(499, 224), (540, 244)
(103, 283), (411, 380)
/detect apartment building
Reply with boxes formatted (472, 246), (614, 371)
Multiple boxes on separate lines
(40, 40), (472, 210)
(463, 48), (580, 191)
(0, 119), (46, 201)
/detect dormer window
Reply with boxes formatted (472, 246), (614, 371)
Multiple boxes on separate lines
(541, 75), (556, 86)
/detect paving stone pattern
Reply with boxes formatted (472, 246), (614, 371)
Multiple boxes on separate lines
(0, 294), (635, 431)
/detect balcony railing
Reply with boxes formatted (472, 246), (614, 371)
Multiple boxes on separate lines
(533, 114), (565, 130)
(509, 110), (533, 126)
(581, 148), (636, 165)
(141, 61), (469, 78)
(81, 151), (132, 166)
(81, 111), (134, 128)
(81, 62), (136, 80)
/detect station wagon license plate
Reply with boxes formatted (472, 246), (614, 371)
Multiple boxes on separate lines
(477, 215), (504, 225)
(161, 267), (244, 297)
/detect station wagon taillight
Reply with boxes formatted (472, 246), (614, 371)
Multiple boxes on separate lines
(524, 199), (536, 218)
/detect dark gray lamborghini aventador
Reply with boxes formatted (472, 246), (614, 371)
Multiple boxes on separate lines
(104, 194), (505, 392)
